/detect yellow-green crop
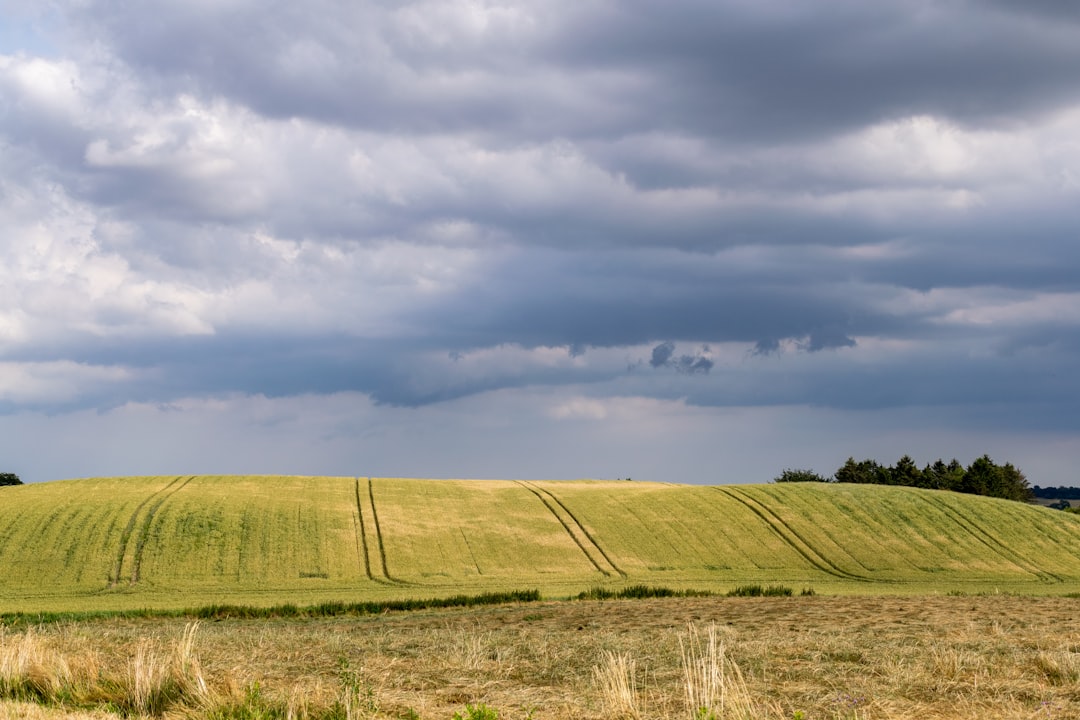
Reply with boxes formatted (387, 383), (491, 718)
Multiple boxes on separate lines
(3, 476), (1080, 612)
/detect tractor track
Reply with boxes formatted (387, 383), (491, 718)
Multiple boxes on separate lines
(714, 487), (871, 582)
(110, 476), (187, 587)
(358, 478), (405, 584)
(517, 481), (625, 578)
(353, 478), (375, 581)
(130, 476), (194, 583)
(919, 493), (1061, 583)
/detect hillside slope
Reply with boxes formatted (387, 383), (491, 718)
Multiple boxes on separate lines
(3, 476), (1080, 611)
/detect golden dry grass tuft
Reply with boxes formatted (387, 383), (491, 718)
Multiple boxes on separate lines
(0, 702), (119, 720)
(1033, 649), (1080, 686)
(678, 623), (770, 720)
(0, 622), (231, 718)
(0, 628), (100, 706)
(592, 651), (641, 719)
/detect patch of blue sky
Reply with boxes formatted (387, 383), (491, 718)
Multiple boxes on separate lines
(0, 16), (57, 56)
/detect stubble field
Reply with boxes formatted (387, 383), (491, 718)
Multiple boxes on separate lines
(3, 594), (1080, 719)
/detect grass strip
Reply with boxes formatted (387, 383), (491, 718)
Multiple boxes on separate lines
(0, 589), (542, 628)
(576, 584), (717, 600)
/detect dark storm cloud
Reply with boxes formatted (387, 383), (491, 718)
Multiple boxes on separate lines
(1, 0), (1079, 449)
(54, 1), (546, 134)
(5, 329), (625, 410)
(412, 247), (906, 353)
(649, 342), (675, 369)
(801, 329), (856, 353)
(604, 331), (1080, 429)
(550, 1), (1080, 140)
(986, 0), (1080, 21)
(672, 351), (714, 375)
(752, 339), (782, 357)
(864, 205), (1080, 293)
(52, 0), (1080, 143)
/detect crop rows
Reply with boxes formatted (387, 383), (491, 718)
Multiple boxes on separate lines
(4, 476), (1080, 611)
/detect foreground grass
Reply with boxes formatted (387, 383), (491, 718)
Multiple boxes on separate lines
(3, 595), (1080, 719)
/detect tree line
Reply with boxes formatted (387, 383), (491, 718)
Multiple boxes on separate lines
(774, 455), (1033, 502)
(1031, 485), (1080, 500)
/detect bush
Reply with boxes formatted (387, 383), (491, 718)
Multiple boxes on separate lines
(773, 469), (829, 483)
(727, 585), (793, 597)
(576, 585), (712, 601)
(0, 473), (21, 487)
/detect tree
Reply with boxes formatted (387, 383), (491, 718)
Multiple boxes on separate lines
(0, 473), (21, 486)
(923, 459), (964, 492)
(773, 468), (829, 483)
(997, 462), (1033, 502)
(829, 454), (1034, 501)
(957, 455), (1033, 502)
(959, 455), (997, 496)
(890, 455), (925, 488)
(1033, 485), (1080, 499)
(834, 457), (887, 484)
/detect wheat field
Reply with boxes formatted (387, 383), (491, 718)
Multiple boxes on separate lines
(3, 476), (1080, 612)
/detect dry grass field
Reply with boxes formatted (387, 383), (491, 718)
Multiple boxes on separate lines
(2, 595), (1079, 719)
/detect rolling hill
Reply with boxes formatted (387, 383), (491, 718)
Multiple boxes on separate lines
(3, 476), (1080, 611)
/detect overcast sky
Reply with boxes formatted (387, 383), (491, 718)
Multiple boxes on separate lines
(1, 0), (1078, 485)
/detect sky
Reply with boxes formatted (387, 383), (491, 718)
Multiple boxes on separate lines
(1, 0), (1078, 486)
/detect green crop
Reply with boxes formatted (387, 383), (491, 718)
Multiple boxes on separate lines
(3, 476), (1080, 612)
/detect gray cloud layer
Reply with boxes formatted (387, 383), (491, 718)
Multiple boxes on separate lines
(2, 0), (1079, 482)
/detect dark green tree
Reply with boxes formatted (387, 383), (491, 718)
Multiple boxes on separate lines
(830, 455), (1032, 502)
(834, 457), (887, 484)
(959, 455), (997, 496)
(957, 455), (1032, 501)
(923, 459), (964, 491)
(997, 462), (1033, 502)
(773, 468), (829, 483)
(0, 473), (21, 486)
(890, 455), (925, 487)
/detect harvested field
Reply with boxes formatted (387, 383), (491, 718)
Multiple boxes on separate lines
(2, 595), (1079, 718)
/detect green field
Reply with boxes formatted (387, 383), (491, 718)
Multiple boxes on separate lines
(3, 476), (1080, 611)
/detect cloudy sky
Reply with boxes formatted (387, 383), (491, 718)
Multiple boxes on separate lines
(1, 0), (1078, 485)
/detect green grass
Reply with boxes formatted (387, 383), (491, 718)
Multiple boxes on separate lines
(0, 589), (542, 628)
(4, 476), (1080, 611)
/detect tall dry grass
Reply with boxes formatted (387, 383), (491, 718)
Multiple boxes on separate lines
(678, 623), (772, 720)
(0, 621), (392, 719)
(0, 628), (97, 705)
(593, 651), (641, 719)
(0, 622), (217, 717)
